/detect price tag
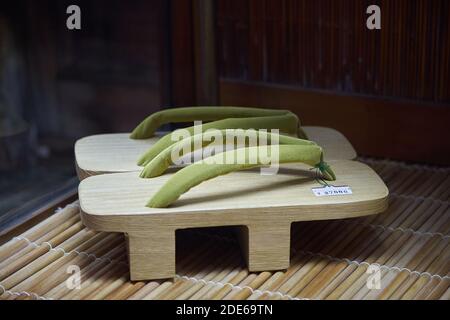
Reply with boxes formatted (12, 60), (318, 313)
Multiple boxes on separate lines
(312, 185), (353, 197)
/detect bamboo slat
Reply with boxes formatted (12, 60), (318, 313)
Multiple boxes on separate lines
(0, 158), (448, 300)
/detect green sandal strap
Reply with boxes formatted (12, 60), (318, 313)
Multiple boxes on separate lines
(130, 106), (307, 139)
(140, 130), (317, 178)
(137, 114), (300, 166)
(147, 144), (335, 208)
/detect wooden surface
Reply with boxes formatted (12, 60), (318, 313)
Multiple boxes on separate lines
(75, 127), (357, 179)
(79, 160), (387, 280)
(0, 158), (448, 300)
(220, 80), (450, 165)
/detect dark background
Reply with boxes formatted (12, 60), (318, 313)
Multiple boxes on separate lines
(0, 0), (449, 227)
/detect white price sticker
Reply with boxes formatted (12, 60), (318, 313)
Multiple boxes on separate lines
(312, 185), (353, 197)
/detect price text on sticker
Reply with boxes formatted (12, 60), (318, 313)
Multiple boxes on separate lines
(312, 186), (353, 197)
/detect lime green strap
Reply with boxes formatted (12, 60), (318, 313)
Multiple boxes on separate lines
(137, 114), (300, 166)
(147, 145), (335, 208)
(140, 130), (317, 178)
(130, 106), (296, 139)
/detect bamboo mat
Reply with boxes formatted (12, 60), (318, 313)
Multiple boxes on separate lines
(0, 159), (448, 300)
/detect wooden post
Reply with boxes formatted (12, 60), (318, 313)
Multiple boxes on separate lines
(237, 224), (292, 272)
(170, 0), (196, 106)
(126, 230), (176, 281)
(192, 0), (219, 105)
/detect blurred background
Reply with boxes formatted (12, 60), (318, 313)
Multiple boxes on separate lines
(0, 0), (449, 234)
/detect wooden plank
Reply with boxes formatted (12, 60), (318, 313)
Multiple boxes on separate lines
(79, 160), (388, 280)
(220, 79), (450, 165)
